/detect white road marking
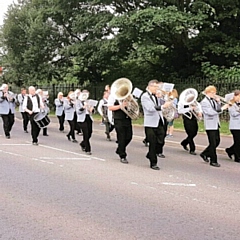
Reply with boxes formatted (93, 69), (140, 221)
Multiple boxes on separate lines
(0, 149), (23, 157)
(40, 157), (91, 161)
(38, 144), (106, 161)
(162, 182), (196, 187)
(0, 143), (31, 146)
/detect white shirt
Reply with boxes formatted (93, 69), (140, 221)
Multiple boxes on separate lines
(22, 94), (43, 113)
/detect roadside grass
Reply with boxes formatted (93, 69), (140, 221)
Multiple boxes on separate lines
(92, 114), (231, 135)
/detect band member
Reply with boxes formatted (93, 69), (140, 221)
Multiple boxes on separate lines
(17, 87), (29, 133)
(225, 90), (240, 163)
(36, 89), (50, 136)
(74, 89), (82, 135)
(200, 86), (228, 167)
(64, 91), (78, 143)
(178, 97), (202, 155)
(141, 80), (171, 170)
(54, 92), (65, 132)
(0, 84), (16, 139)
(166, 89), (179, 137)
(76, 90), (94, 155)
(97, 90), (114, 141)
(108, 81), (133, 164)
(22, 86), (44, 145)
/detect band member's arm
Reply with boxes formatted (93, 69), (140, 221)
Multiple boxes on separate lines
(178, 102), (191, 114)
(97, 99), (104, 116)
(141, 94), (158, 112)
(229, 105), (240, 117)
(0, 91), (7, 101)
(64, 99), (74, 109)
(54, 98), (63, 107)
(201, 98), (221, 116)
(108, 94), (126, 111)
(76, 100), (85, 113)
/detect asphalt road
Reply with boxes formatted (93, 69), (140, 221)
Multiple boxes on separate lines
(0, 114), (239, 240)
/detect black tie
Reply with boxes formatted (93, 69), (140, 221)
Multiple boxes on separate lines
(152, 94), (158, 106)
(211, 98), (216, 110)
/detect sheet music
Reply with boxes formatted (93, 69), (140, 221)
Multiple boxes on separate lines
(225, 93), (234, 102)
(162, 83), (174, 92)
(132, 87), (143, 98)
(88, 99), (98, 107)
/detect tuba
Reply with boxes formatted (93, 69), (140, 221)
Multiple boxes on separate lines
(157, 86), (177, 122)
(179, 88), (202, 120)
(111, 78), (139, 120)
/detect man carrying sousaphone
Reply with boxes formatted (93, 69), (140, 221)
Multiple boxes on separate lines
(22, 86), (44, 145)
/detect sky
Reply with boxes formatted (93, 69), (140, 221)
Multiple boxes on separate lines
(0, 0), (15, 26)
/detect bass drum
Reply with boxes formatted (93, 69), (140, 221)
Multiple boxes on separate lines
(33, 112), (50, 128)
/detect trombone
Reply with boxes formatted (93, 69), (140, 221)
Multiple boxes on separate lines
(201, 91), (232, 105)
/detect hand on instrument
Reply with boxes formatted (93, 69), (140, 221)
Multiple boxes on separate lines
(162, 101), (172, 109)
(221, 103), (229, 111)
(121, 100), (128, 108)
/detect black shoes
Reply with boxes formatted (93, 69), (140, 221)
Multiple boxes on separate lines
(210, 162), (221, 167)
(66, 134), (71, 141)
(200, 153), (209, 162)
(72, 139), (78, 143)
(24, 130), (28, 133)
(80, 144), (86, 152)
(181, 143), (189, 151)
(151, 165), (160, 170)
(157, 153), (165, 158)
(106, 133), (111, 141)
(143, 139), (148, 147)
(225, 148), (233, 159)
(6, 135), (10, 139)
(120, 158), (128, 164)
(43, 134), (49, 136)
(189, 151), (197, 155)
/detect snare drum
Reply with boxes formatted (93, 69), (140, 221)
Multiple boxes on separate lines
(33, 111), (50, 128)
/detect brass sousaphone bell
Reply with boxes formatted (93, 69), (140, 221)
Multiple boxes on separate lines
(111, 78), (139, 120)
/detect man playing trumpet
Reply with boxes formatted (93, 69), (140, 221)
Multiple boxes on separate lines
(0, 84), (16, 139)
(200, 86), (228, 167)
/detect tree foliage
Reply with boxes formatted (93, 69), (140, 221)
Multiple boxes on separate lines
(0, 0), (240, 87)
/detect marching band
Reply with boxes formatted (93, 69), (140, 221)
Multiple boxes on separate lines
(1, 81), (240, 169)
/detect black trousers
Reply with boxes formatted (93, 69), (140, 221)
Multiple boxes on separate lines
(57, 112), (65, 131)
(202, 129), (220, 163)
(227, 130), (240, 161)
(67, 113), (77, 140)
(1, 112), (15, 137)
(21, 112), (29, 131)
(29, 113), (41, 143)
(181, 117), (198, 152)
(114, 118), (132, 159)
(145, 119), (167, 167)
(78, 115), (93, 152)
(104, 119), (114, 135)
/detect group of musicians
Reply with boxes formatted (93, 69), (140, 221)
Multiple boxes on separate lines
(1, 81), (240, 169)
